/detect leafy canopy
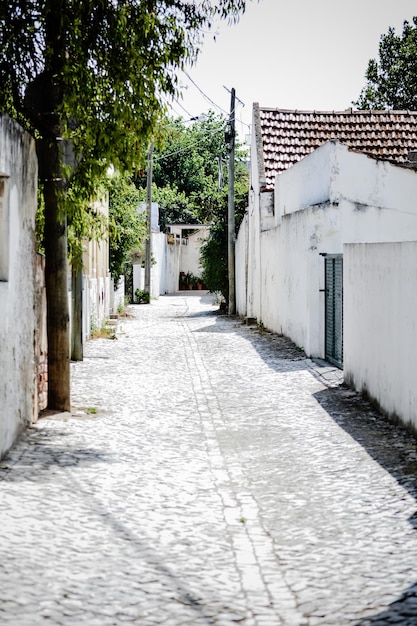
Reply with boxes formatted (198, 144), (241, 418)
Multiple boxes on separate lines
(108, 174), (147, 287)
(135, 110), (248, 233)
(355, 16), (417, 110)
(0, 0), (248, 409)
(0, 0), (247, 208)
(134, 110), (249, 299)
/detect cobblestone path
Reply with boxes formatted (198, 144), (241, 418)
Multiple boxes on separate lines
(1, 293), (417, 626)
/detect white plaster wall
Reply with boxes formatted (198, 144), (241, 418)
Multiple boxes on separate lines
(180, 228), (209, 279)
(164, 241), (181, 293)
(110, 276), (125, 314)
(247, 188), (261, 320)
(132, 263), (144, 295)
(82, 274), (90, 339)
(275, 143), (333, 221)
(0, 114), (38, 458)
(259, 203), (339, 357)
(238, 141), (417, 359)
(344, 242), (417, 432)
(133, 232), (181, 297)
(235, 213), (248, 316)
(274, 142), (417, 243)
(133, 229), (207, 298)
(77, 194), (112, 337)
(151, 232), (167, 297)
(245, 125), (263, 321)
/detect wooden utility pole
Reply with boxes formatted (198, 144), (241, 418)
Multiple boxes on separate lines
(144, 140), (154, 295)
(226, 88), (236, 315)
(71, 268), (83, 361)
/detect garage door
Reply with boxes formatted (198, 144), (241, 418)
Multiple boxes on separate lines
(325, 255), (343, 368)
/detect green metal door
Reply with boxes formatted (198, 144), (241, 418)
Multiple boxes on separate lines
(325, 255), (343, 368)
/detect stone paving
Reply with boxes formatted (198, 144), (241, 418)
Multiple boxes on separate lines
(1, 292), (417, 626)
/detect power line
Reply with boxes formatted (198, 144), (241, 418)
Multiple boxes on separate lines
(154, 126), (226, 162)
(159, 94), (193, 120)
(172, 97), (194, 119)
(181, 71), (252, 134)
(183, 70), (229, 116)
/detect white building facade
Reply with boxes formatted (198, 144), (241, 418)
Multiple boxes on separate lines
(0, 113), (39, 457)
(133, 223), (209, 298)
(236, 120), (417, 432)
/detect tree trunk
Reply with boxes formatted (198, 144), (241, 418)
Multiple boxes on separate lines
(37, 0), (70, 410)
(39, 138), (71, 411)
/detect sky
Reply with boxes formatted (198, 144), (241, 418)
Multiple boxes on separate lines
(168, 0), (417, 139)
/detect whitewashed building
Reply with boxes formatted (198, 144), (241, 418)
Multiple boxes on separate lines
(133, 217), (209, 298)
(0, 113), (39, 457)
(236, 106), (417, 432)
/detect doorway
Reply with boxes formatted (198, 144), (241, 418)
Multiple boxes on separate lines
(324, 255), (343, 368)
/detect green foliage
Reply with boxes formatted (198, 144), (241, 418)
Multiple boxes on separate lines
(108, 174), (147, 287)
(135, 111), (242, 229)
(134, 289), (150, 304)
(35, 186), (46, 253)
(0, 0), (248, 407)
(68, 188), (109, 270)
(153, 112), (227, 221)
(151, 184), (198, 231)
(355, 17), (417, 109)
(0, 0), (248, 241)
(199, 140), (249, 300)
(200, 222), (229, 300)
(135, 110), (249, 301)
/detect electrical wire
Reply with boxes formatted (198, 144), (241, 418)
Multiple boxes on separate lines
(183, 70), (229, 116)
(172, 97), (194, 119)
(181, 71), (251, 137)
(154, 126), (226, 162)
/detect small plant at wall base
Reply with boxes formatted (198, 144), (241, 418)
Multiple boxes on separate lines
(90, 321), (117, 340)
(134, 289), (150, 304)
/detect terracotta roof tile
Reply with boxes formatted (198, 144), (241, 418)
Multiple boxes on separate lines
(256, 106), (417, 188)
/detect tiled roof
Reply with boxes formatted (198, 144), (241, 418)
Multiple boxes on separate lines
(255, 105), (417, 189)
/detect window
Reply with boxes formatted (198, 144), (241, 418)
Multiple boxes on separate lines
(0, 175), (10, 281)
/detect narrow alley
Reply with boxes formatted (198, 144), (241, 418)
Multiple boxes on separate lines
(1, 293), (417, 626)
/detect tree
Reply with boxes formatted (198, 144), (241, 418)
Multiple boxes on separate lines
(199, 143), (248, 302)
(135, 111), (249, 301)
(355, 17), (417, 109)
(0, 0), (247, 410)
(149, 184), (197, 231)
(134, 111), (230, 229)
(108, 174), (147, 288)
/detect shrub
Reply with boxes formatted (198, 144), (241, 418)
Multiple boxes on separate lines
(134, 289), (150, 304)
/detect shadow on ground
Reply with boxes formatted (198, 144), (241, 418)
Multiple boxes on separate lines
(192, 313), (309, 363)
(353, 580), (417, 625)
(0, 426), (112, 482)
(193, 311), (417, 624)
(313, 385), (417, 625)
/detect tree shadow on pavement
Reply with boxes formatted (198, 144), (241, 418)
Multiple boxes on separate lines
(314, 385), (417, 625)
(192, 315), (310, 364)
(0, 427), (113, 483)
(183, 309), (220, 319)
(70, 477), (225, 625)
(353, 580), (417, 625)
(313, 386), (417, 510)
